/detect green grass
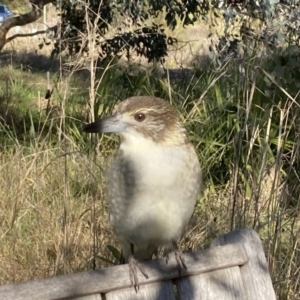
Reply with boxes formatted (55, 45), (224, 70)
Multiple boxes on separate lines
(0, 45), (299, 299)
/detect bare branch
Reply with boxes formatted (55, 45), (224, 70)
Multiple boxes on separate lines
(6, 24), (57, 43)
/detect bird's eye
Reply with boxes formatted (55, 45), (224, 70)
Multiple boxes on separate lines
(134, 113), (146, 122)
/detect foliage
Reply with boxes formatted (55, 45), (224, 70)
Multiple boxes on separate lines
(53, 0), (300, 62)
(54, 0), (197, 61)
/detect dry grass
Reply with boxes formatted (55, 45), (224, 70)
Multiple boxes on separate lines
(0, 141), (119, 283)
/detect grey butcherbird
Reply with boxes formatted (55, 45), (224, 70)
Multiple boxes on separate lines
(83, 96), (202, 291)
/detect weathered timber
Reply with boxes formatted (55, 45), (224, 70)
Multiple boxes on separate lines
(211, 228), (276, 300)
(0, 243), (247, 300)
(177, 266), (247, 300)
(106, 281), (175, 300)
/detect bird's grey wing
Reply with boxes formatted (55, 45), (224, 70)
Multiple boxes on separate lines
(105, 150), (137, 244)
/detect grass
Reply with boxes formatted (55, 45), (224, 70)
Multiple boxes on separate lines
(0, 30), (300, 300)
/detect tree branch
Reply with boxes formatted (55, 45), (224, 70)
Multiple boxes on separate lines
(6, 25), (57, 43)
(0, 0), (55, 51)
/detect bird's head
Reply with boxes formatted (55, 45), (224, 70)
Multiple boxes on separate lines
(83, 96), (188, 146)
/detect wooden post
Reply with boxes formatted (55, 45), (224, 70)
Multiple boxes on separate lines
(210, 228), (276, 300)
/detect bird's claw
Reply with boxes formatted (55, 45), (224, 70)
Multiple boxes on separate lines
(128, 255), (148, 293)
(166, 242), (187, 276)
(174, 248), (187, 274)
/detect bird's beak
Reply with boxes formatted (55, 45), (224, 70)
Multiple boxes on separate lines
(83, 112), (126, 133)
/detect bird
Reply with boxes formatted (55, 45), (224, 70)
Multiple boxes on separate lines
(83, 96), (202, 290)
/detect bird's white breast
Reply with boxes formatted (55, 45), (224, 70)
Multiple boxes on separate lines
(106, 132), (201, 253)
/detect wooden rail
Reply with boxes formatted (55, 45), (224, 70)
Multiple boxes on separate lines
(0, 228), (276, 300)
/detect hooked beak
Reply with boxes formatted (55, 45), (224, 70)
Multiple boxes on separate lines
(82, 112), (126, 134)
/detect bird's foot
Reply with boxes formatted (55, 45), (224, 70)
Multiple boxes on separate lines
(166, 241), (187, 276)
(128, 255), (149, 293)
